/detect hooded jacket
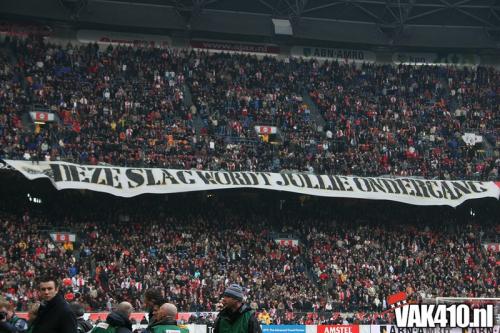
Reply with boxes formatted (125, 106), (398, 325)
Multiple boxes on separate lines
(91, 311), (132, 333)
(76, 317), (94, 333)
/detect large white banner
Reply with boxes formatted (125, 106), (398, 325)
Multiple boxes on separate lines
(3, 160), (499, 207)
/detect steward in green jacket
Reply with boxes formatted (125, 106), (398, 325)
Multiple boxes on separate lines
(145, 318), (189, 333)
(90, 302), (134, 333)
(214, 284), (261, 333)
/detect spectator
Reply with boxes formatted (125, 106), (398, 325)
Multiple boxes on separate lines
(70, 303), (93, 333)
(29, 274), (77, 333)
(0, 301), (28, 332)
(26, 303), (39, 328)
(143, 303), (187, 333)
(214, 284), (261, 333)
(143, 290), (164, 325)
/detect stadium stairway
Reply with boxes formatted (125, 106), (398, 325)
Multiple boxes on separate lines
(441, 74), (497, 164)
(301, 87), (326, 132)
(2, 43), (22, 86)
(182, 83), (204, 136)
(480, 133), (497, 159)
(271, 230), (320, 290)
(296, 233), (322, 290)
(1, 44), (34, 132)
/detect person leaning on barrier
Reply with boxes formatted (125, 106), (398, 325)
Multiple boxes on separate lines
(90, 302), (134, 333)
(214, 284), (261, 333)
(0, 301), (29, 333)
(144, 303), (188, 333)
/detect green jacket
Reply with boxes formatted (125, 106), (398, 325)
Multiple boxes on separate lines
(89, 311), (133, 333)
(214, 304), (261, 333)
(90, 322), (117, 333)
(145, 319), (189, 333)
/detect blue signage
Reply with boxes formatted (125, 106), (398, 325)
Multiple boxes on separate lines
(262, 325), (306, 333)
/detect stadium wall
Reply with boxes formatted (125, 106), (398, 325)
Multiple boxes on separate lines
(9, 315), (500, 333)
(1, 22), (499, 67)
(2, 0), (499, 49)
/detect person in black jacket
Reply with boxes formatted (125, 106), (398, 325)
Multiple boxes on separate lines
(29, 274), (77, 333)
(91, 301), (134, 333)
(70, 303), (93, 333)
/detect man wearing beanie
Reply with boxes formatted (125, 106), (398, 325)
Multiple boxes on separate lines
(214, 284), (261, 333)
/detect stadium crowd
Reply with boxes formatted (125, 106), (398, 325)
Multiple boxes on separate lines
(0, 36), (498, 180)
(308, 62), (499, 179)
(0, 208), (498, 325)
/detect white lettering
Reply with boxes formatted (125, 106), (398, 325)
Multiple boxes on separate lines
(395, 306), (410, 327)
(433, 305), (447, 328)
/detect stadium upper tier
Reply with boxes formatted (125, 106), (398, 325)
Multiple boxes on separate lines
(0, 37), (498, 180)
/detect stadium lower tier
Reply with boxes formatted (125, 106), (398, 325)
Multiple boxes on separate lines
(0, 185), (498, 322)
(0, 172), (498, 329)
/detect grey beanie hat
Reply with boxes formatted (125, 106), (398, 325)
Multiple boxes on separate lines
(223, 284), (244, 301)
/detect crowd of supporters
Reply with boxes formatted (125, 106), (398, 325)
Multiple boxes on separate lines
(0, 207), (497, 324)
(0, 36), (498, 180)
(308, 62), (498, 179)
(0, 33), (499, 327)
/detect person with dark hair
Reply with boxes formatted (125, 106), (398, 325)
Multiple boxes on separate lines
(143, 289), (164, 324)
(144, 303), (188, 333)
(0, 301), (28, 332)
(29, 275), (77, 333)
(69, 303), (93, 333)
(214, 284), (261, 333)
(90, 302), (133, 333)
